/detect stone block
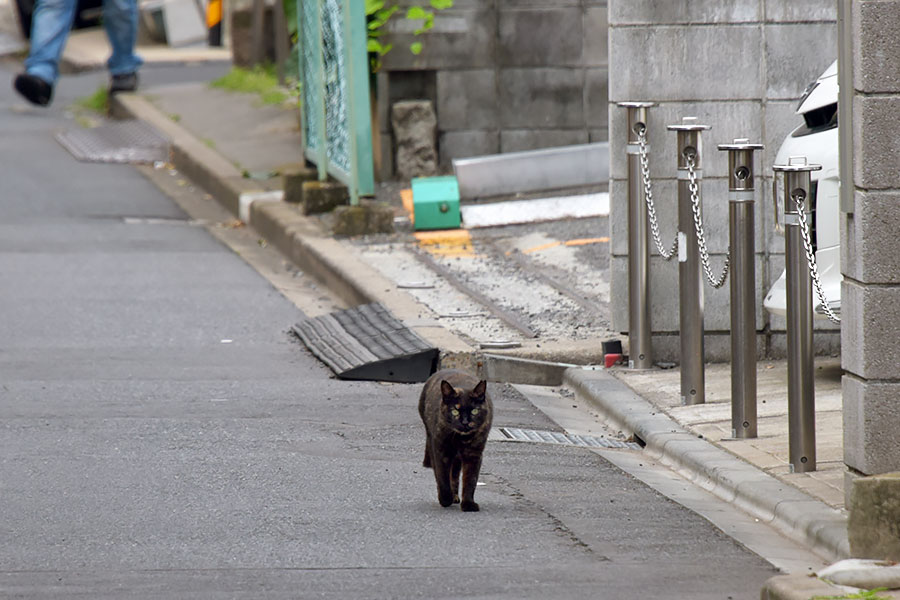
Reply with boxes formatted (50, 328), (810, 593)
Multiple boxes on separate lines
(853, 95), (900, 190)
(300, 180), (349, 215)
(438, 131), (499, 169)
(282, 164), (317, 204)
(765, 0), (836, 23)
(610, 26), (763, 102)
(765, 330), (841, 357)
(841, 280), (900, 381)
(585, 68), (609, 128)
(841, 191), (900, 285)
(498, 7), (583, 67)
(499, 129), (588, 153)
(608, 0), (759, 25)
(589, 128), (609, 143)
(853, 1), (900, 94)
(436, 70), (498, 131)
(498, 68), (585, 129)
(848, 472), (900, 560)
(391, 100), (438, 180)
(764, 23), (838, 101)
(643, 331), (747, 363)
(332, 201), (395, 237)
(381, 8), (496, 70)
(584, 6), (609, 67)
(843, 375), (900, 476)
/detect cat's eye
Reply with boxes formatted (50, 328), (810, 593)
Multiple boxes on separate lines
(451, 409), (460, 417)
(471, 409), (480, 415)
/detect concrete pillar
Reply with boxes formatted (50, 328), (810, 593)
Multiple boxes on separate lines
(842, 0), (900, 481)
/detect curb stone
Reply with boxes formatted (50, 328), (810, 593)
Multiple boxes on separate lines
(563, 368), (850, 563)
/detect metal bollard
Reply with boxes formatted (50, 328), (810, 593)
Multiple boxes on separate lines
(718, 139), (764, 438)
(668, 117), (710, 405)
(773, 156), (822, 473)
(618, 102), (657, 370)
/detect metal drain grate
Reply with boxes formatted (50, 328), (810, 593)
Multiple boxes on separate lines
(497, 427), (642, 450)
(56, 120), (169, 164)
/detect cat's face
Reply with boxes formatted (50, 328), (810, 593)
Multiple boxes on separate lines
(440, 380), (489, 433)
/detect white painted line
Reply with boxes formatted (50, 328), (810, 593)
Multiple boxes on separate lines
(460, 193), (609, 229)
(238, 190), (284, 224)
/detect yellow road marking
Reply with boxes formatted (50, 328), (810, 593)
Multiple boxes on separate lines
(414, 229), (475, 258)
(520, 237), (609, 255)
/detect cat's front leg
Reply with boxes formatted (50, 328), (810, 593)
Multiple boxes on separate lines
(450, 457), (462, 504)
(460, 455), (483, 512)
(432, 451), (455, 507)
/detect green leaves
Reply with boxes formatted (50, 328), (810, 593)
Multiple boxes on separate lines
(365, 0), (453, 71)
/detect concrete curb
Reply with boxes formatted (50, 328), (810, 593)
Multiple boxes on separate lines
(564, 368), (850, 563)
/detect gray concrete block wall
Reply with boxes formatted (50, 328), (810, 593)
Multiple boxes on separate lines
(842, 0), (900, 478)
(607, 0), (837, 361)
(377, 0), (609, 178)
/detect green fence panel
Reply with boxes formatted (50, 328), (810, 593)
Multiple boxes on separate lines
(298, 0), (374, 204)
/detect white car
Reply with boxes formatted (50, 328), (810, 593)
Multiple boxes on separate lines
(764, 60), (842, 319)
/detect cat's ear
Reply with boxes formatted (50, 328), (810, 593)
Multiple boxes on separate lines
(473, 380), (487, 400)
(440, 380), (456, 400)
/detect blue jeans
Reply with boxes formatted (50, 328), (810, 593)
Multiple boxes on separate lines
(25, 0), (143, 85)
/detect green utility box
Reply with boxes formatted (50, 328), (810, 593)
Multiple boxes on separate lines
(411, 176), (461, 231)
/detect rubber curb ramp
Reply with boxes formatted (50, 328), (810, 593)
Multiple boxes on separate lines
(292, 303), (439, 383)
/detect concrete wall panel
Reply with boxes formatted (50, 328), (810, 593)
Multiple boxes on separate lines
(436, 70), (499, 131)
(498, 68), (585, 128)
(498, 8), (584, 67)
(608, 26), (764, 101)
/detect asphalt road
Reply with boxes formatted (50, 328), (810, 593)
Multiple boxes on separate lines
(1, 63), (779, 599)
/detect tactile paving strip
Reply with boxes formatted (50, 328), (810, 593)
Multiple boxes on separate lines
(497, 427), (642, 450)
(292, 303), (439, 383)
(56, 120), (169, 164)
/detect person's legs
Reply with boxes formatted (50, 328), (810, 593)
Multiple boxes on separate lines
(23, 0), (78, 85)
(102, 0), (142, 79)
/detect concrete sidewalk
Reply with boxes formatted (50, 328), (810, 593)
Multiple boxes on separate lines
(74, 36), (861, 597)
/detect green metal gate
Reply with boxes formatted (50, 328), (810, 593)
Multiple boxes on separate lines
(298, 0), (374, 205)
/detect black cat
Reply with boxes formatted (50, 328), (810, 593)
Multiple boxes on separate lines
(418, 369), (492, 512)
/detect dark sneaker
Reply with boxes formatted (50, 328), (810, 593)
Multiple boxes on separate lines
(13, 73), (53, 107)
(109, 72), (138, 94)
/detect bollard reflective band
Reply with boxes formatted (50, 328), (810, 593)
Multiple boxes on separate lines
(728, 190), (755, 202)
(626, 143), (643, 155)
(677, 168), (701, 180)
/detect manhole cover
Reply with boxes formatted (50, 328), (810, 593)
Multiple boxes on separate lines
(496, 427), (642, 450)
(56, 120), (169, 164)
(292, 303), (438, 383)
